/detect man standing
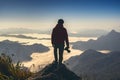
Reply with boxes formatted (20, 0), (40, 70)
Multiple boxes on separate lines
(51, 19), (69, 65)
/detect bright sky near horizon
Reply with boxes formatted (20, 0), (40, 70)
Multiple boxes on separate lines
(0, 0), (120, 32)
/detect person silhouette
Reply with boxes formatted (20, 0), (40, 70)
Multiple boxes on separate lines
(51, 19), (69, 65)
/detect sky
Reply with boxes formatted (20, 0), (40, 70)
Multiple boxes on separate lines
(0, 0), (120, 32)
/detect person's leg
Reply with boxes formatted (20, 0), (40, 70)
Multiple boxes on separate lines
(58, 45), (64, 64)
(54, 47), (58, 62)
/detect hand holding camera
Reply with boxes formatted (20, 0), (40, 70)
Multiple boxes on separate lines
(64, 47), (71, 53)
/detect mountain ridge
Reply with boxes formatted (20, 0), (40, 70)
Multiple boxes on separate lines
(66, 49), (120, 80)
(0, 40), (49, 62)
(72, 30), (120, 51)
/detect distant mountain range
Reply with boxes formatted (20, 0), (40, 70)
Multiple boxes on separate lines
(0, 40), (49, 62)
(0, 34), (38, 39)
(66, 49), (120, 80)
(0, 28), (108, 37)
(0, 28), (51, 34)
(72, 30), (120, 51)
(69, 29), (108, 37)
(0, 34), (51, 40)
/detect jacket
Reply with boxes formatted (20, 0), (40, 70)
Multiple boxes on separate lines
(51, 24), (69, 47)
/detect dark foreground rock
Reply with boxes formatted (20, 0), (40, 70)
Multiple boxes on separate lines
(31, 62), (81, 80)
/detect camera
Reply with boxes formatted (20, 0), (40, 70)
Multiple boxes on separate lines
(64, 47), (71, 53)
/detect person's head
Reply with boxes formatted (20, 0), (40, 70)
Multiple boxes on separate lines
(58, 19), (64, 24)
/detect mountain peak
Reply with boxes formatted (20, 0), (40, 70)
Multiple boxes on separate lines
(108, 29), (118, 35)
(105, 29), (120, 38)
(110, 29), (116, 33)
(80, 49), (104, 57)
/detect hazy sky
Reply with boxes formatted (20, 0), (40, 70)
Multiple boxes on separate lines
(0, 0), (120, 32)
